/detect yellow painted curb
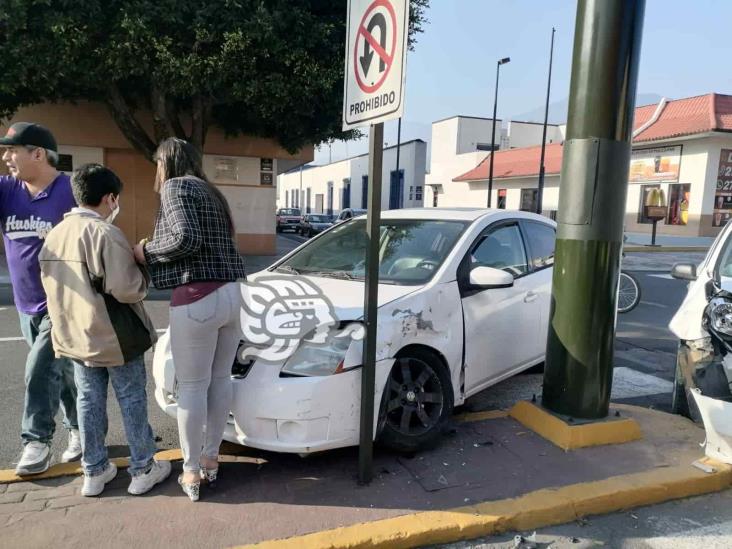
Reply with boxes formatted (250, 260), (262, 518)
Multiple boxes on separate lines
(508, 401), (642, 451)
(454, 409), (509, 423)
(235, 458), (732, 549)
(0, 448), (183, 484)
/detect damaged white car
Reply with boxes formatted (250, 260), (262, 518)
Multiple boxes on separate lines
(670, 222), (732, 463)
(153, 208), (556, 454)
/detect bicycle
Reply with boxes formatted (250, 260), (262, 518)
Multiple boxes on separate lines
(617, 270), (641, 313)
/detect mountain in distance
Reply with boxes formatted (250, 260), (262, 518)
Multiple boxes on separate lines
(512, 93), (663, 125)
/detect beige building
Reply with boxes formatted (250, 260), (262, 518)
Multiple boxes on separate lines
(1, 102), (312, 254)
(443, 94), (732, 237)
(277, 140), (427, 213)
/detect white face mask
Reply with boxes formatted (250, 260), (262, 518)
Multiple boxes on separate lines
(106, 196), (120, 224)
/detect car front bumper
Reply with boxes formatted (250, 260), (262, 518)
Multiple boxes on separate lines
(154, 355), (395, 454)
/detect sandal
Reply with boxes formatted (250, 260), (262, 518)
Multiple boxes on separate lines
(178, 474), (200, 502)
(199, 466), (218, 484)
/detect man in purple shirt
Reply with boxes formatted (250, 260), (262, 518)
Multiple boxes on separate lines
(0, 122), (80, 475)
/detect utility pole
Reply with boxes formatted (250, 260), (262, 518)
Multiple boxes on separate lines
(395, 117), (402, 208)
(487, 57), (510, 207)
(537, 27), (556, 216)
(542, 0), (646, 419)
(358, 123), (383, 484)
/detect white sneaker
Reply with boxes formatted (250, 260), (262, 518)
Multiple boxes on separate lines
(81, 462), (118, 497)
(61, 429), (82, 463)
(128, 460), (172, 495)
(15, 441), (51, 476)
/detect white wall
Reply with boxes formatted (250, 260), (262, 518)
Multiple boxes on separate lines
(58, 145), (104, 173)
(277, 140), (427, 213)
(456, 117), (500, 154)
(202, 153), (277, 237)
(506, 122), (563, 149)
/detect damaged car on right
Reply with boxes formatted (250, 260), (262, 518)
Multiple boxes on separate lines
(669, 223), (732, 463)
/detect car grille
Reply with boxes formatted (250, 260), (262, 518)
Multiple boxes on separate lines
(232, 341), (255, 379)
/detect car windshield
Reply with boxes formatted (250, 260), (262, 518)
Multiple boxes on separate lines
(276, 218), (468, 285)
(309, 215), (330, 223)
(280, 209), (300, 216)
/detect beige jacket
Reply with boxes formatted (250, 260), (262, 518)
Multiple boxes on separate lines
(39, 209), (157, 367)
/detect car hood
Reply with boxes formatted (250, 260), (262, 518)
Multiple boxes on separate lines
(248, 270), (420, 320)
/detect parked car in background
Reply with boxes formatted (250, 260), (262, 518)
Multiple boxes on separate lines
(298, 214), (334, 237)
(276, 208), (302, 232)
(153, 208), (557, 455)
(334, 208), (367, 224)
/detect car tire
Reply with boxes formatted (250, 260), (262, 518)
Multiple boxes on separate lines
(308, 228), (314, 238)
(276, 225), (282, 233)
(378, 349), (454, 453)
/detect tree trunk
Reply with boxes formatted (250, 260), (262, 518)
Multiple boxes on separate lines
(189, 94), (212, 153)
(106, 84), (157, 161)
(151, 83), (175, 144)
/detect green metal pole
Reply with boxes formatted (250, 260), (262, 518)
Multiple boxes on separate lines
(542, 0), (646, 419)
(358, 122), (383, 484)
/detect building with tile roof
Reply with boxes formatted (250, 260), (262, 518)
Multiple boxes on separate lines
(431, 93), (732, 237)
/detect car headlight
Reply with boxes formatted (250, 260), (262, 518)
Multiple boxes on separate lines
(281, 325), (363, 377)
(708, 298), (732, 336)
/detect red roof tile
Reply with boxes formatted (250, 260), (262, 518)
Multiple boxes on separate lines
(455, 93), (732, 182)
(453, 143), (563, 182)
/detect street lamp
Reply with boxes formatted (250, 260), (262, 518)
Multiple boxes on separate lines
(487, 57), (510, 208)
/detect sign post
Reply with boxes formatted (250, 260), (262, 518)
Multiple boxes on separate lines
(343, 0), (409, 484)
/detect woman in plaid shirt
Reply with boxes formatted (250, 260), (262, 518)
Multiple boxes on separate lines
(133, 138), (246, 501)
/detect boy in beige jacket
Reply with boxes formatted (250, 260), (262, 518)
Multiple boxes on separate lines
(39, 163), (170, 496)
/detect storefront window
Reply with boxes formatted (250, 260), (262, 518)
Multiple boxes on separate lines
(637, 184), (661, 224)
(666, 184), (690, 226)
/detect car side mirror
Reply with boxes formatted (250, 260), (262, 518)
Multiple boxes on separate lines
(469, 266), (514, 288)
(671, 263), (697, 281)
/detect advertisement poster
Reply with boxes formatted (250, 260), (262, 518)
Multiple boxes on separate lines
(713, 149), (732, 227)
(629, 145), (682, 182)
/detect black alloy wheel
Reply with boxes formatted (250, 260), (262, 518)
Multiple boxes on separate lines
(378, 350), (453, 452)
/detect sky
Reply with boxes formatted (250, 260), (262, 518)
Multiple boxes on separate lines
(314, 0), (732, 164)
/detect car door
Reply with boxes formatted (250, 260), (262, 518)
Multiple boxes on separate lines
(519, 220), (556, 360)
(459, 221), (541, 395)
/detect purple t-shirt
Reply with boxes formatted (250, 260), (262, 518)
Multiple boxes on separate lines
(0, 174), (76, 315)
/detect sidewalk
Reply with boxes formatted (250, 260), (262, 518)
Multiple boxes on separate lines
(625, 232), (715, 248)
(0, 405), (729, 548)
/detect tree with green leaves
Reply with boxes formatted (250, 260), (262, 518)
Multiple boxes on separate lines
(0, 0), (429, 161)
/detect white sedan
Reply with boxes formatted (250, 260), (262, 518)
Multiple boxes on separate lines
(153, 208), (556, 454)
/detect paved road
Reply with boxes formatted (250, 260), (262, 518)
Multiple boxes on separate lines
(0, 235), (689, 469)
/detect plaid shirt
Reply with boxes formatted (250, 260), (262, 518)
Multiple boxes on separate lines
(143, 177), (246, 289)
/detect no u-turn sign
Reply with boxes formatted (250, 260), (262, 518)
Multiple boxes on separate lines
(343, 0), (408, 130)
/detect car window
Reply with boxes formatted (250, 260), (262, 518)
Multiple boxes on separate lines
(279, 209), (300, 216)
(523, 222), (555, 270)
(277, 219), (468, 285)
(470, 224), (529, 276)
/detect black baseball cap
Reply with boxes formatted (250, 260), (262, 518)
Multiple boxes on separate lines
(0, 122), (58, 152)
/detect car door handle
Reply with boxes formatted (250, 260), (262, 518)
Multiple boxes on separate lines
(524, 291), (538, 303)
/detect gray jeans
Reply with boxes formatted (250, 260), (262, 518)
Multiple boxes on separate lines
(170, 282), (241, 472)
